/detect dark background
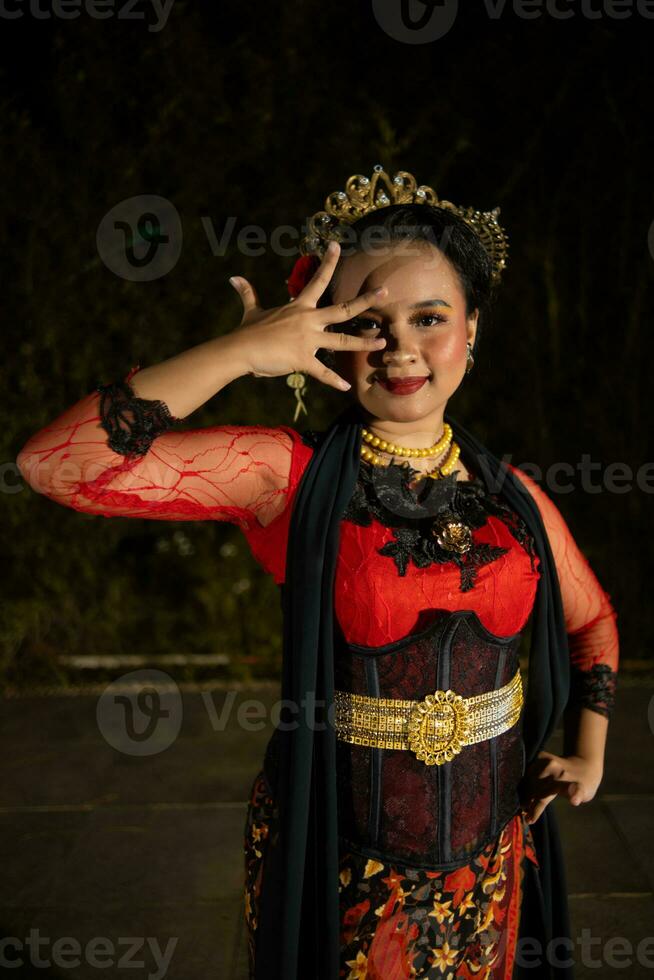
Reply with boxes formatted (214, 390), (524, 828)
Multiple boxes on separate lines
(4, 0), (653, 690)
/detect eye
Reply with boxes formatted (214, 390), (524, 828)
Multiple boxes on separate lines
(348, 316), (380, 334)
(410, 312), (448, 327)
(346, 311), (448, 334)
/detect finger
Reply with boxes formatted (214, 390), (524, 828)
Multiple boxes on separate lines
(229, 277), (262, 316)
(305, 356), (354, 393)
(540, 752), (568, 774)
(325, 286), (388, 324)
(526, 794), (557, 824)
(297, 242), (341, 306)
(528, 751), (563, 775)
(528, 791), (557, 815)
(534, 758), (566, 781)
(317, 330), (387, 353)
(533, 775), (576, 798)
(522, 777), (570, 814)
(568, 781), (583, 805)
(522, 758), (563, 793)
(536, 752), (566, 770)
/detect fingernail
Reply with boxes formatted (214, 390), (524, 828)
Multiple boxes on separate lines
(339, 380), (351, 391)
(374, 286), (386, 294)
(228, 277), (240, 289)
(327, 241), (338, 254)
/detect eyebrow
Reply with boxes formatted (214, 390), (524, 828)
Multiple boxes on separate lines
(366, 298), (453, 311)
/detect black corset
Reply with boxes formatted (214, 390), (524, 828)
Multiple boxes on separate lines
(261, 604), (528, 874)
(332, 609), (526, 871)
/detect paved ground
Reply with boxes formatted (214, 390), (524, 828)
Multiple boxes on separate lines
(0, 677), (652, 979)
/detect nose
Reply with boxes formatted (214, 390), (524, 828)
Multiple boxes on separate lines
(381, 331), (417, 364)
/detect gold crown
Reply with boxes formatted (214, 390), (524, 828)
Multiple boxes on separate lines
(300, 163), (509, 286)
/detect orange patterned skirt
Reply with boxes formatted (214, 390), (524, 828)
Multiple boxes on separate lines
(243, 770), (539, 979)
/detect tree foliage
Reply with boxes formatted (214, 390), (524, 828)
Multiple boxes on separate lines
(3, 4), (652, 688)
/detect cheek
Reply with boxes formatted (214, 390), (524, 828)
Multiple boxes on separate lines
(425, 325), (468, 365)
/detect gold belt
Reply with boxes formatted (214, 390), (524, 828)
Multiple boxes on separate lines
(334, 668), (523, 766)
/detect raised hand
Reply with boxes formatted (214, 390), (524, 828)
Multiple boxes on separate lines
(228, 241), (387, 392)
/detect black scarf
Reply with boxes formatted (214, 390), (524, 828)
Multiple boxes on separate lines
(254, 402), (575, 980)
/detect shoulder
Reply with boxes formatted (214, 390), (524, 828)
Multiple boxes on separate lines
(505, 462), (578, 567)
(228, 423), (315, 464)
(506, 463), (563, 518)
(271, 424), (317, 491)
(506, 462), (542, 493)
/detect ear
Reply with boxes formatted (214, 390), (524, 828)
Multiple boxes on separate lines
(466, 308), (479, 349)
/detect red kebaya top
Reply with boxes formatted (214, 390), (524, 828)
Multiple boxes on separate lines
(17, 365), (619, 718)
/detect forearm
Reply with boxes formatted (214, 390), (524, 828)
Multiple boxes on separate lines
(562, 703), (609, 772)
(16, 331), (254, 498)
(128, 330), (253, 419)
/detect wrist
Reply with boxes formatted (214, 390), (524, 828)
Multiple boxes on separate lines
(210, 330), (256, 383)
(574, 752), (604, 775)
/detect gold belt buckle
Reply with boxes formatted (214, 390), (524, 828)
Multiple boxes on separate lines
(407, 688), (472, 766)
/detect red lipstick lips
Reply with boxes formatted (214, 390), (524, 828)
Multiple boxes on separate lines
(376, 376), (428, 395)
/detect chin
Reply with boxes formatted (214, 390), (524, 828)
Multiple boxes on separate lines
(357, 396), (437, 423)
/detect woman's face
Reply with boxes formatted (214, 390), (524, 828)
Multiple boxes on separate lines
(329, 240), (479, 431)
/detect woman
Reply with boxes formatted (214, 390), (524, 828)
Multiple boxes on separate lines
(17, 166), (619, 979)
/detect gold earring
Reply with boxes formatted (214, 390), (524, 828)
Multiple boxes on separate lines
(287, 371), (308, 422)
(465, 342), (475, 375)
(284, 295), (309, 422)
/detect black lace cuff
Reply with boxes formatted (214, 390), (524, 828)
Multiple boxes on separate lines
(96, 377), (183, 457)
(568, 663), (618, 721)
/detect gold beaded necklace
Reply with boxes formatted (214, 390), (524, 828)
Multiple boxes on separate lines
(358, 422), (474, 554)
(360, 423), (461, 481)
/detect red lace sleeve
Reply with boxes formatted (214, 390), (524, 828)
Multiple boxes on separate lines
(508, 464), (619, 720)
(16, 365), (304, 532)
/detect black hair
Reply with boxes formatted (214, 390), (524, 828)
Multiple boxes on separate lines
(315, 203), (496, 369)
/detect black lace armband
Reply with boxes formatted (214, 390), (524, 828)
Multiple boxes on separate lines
(568, 663), (618, 721)
(96, 377), (184, 457)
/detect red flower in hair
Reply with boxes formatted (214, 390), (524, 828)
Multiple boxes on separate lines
(286, 253), (321, 299)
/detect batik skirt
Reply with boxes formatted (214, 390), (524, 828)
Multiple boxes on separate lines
(243, 769), (540, 980)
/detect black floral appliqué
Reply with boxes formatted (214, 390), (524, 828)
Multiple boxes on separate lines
(569, 663), (618, 720)
(300, 428), (539, 593)
(96, 377), (183, 457)
(343, 461), (535, 592)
